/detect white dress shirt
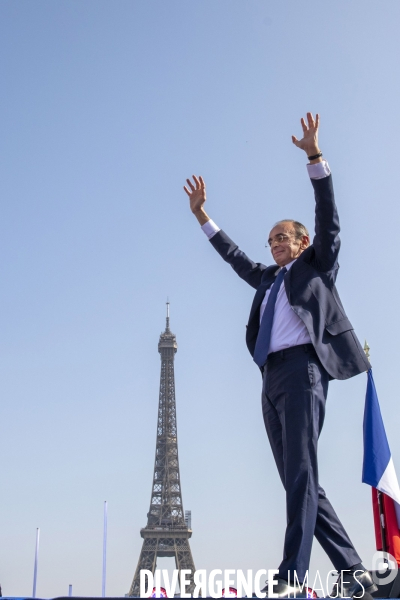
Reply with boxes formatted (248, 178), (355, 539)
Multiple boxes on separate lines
(201, 160), (331, 354)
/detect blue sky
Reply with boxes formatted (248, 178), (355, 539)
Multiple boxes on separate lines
(1, 0), (400, 596)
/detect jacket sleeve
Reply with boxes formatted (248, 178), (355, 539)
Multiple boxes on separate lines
(209, 230), (267, 290)
(310, 174), (341, 272)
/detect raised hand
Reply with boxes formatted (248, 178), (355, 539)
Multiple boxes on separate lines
(183, 175), (210, 225)
(184, 175), (206, 211)
(292, 112), (321, 158)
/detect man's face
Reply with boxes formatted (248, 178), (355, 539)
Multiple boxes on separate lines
(267, 222), (309, 267)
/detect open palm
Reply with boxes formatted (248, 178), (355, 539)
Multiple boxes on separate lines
(292, 112), (320, 155)
(183, 175), (206, 214)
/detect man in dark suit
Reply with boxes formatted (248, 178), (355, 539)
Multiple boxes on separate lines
(184, 113), (375, 598)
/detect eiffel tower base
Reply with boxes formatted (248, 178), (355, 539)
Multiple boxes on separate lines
(128, 528), (196, 597)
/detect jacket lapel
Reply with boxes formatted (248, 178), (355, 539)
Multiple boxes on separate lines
(283, 264), (292, 304)
(248, 269), (277, 322)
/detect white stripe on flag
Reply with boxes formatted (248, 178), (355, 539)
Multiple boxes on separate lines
(377, 457), (400, 528)
(377, 457), (400, 504)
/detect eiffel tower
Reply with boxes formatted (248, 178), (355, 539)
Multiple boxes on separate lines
(128, 303), (196, 596)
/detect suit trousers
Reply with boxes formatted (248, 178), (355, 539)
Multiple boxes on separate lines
(262, 343), (361, 580)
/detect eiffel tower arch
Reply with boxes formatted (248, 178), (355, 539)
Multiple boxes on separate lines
(128, 304), (196, 596)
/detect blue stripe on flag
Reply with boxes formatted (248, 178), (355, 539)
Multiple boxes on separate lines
(362, 369), (391, 487)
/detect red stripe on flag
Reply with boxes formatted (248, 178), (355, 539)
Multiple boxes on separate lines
(372, 488), (400, 565)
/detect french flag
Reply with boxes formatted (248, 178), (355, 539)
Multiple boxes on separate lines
(363, 369), (400, 530)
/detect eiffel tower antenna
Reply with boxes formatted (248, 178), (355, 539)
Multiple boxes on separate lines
(166, 298), (170, 332)
(128, 305), (196, 596)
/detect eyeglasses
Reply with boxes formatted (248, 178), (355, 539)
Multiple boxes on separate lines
(265, 233), (293, 248)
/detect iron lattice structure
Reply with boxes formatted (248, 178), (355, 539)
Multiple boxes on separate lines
(128, 305), (196, 596)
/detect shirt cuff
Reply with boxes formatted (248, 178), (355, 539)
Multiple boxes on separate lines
(201, 219), (221, 239)
(307, 159), (331, 179)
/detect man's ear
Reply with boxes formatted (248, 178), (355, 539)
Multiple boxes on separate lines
(301, 235), (310, 249)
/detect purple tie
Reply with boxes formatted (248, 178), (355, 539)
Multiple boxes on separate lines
(253, 267), (287, 368)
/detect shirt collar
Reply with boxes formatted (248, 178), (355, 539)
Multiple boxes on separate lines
(275, 258), (296, 275)
(284, 258), (297, 271)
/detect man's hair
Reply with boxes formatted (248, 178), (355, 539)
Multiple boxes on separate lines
(274, 219), (310, 240)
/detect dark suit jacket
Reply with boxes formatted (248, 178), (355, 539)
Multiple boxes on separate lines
(209, 174), (370, 380)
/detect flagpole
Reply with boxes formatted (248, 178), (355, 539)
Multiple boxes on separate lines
(377, 490), (388, 553)
(364, 340), (388, 555)
(102, 500), (108, 597)
(32, 527), (40, 598)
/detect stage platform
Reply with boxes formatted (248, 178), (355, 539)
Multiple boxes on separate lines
(0, 596), (397, 599)
(2, 576), (400, 599)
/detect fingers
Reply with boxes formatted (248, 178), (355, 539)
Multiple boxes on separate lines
(192, 175), (202, 189)
(184, 175), (205, 195)
(300, 112), (319, 133)
(192, 175), (206, 189)
(186, 178), (195, 191)
(307, 112), (315, 128)
(292, 135), (300, 146)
